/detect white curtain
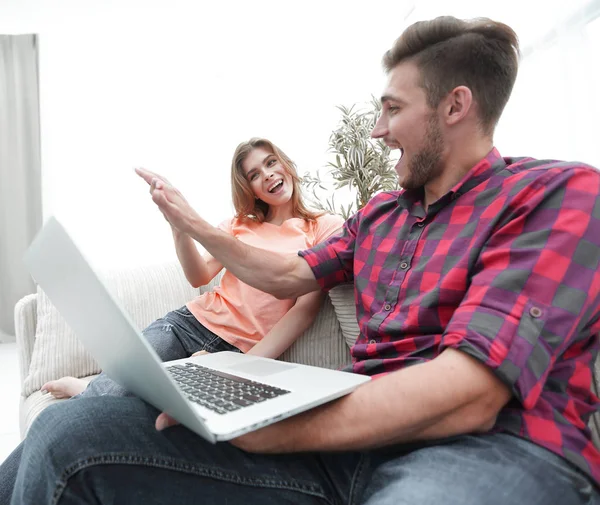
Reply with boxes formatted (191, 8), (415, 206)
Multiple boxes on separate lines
(0, 34), (42, 343)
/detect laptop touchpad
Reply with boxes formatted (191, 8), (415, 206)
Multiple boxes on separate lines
(228, 360), (296, 377)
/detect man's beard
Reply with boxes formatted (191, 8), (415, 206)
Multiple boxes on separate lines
(402, 114), (444, 190)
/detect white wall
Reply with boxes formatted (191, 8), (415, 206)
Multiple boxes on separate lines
(1, 0), (599, 269)
(1, 0), (414, 268)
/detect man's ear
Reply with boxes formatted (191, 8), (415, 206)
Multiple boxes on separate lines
(442, 86), (473, 126)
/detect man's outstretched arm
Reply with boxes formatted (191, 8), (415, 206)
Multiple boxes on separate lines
(136, 169), (320, 299)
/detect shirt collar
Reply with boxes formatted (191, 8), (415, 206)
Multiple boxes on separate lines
(397, 147), (506, 215)
(447, 147), (505, 199)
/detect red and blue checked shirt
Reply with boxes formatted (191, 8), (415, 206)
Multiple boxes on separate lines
(299, 148), (600, 485)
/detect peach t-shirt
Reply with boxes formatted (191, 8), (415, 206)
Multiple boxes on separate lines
(186, 213), (344, 353)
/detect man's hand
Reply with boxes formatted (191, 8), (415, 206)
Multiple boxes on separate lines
(191, 350), (210, 357)
(135, 167), (172, 187)
(154, 409), (300, 454)
(135, 167), (199, 235)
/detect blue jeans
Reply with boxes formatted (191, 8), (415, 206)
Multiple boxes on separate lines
(81, 305), (240, 398)
(7, 395), (600, 505)
(2, 306), (599, 504)
(0, 306), (239, 504)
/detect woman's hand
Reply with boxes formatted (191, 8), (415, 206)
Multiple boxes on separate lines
(135, 167), (199, 235)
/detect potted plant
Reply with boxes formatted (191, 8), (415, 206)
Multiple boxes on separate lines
(303, 97), (399, 346)
(302, 96), (399, 220)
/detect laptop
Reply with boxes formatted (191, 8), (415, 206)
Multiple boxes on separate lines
(24, 217), (370, 442)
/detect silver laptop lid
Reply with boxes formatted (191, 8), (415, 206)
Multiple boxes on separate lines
(24, 217), (213, 440)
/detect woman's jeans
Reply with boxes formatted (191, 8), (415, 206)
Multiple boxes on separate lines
(81, 305), (240, 398)
(2, 307), (600, 504)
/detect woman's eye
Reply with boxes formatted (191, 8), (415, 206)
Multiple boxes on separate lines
(267, 159), (276, 167)
(249, 173), (258, 181)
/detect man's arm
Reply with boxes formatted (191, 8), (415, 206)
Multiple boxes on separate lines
(184, 215), (319, 299)
(247, 292), (324, 359)
(137, 170), (319, 299)
(230, 347), (510, 453)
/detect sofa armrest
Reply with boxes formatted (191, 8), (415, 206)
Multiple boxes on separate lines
(14, 294), (37, 387)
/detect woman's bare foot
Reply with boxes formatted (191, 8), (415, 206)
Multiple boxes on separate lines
(41, 376), (87, 399)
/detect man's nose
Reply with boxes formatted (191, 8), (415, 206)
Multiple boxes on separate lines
(371, 116), (387, 139)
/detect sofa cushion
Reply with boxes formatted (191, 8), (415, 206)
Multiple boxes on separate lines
(280, 294), (351, 369)
(328, 283), (360, 348)
(22, 262), (200, 397)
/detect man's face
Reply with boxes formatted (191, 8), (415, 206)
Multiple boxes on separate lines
(372, 60), (445, 190)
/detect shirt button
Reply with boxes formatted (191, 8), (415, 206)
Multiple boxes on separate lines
(369, 339), (376, 344)
(384, 304), (391, 311)
(400, 262), (409, 270)
(529, 307), (543, 318)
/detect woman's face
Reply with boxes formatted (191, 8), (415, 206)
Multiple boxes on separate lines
(241, 147), (294, 207)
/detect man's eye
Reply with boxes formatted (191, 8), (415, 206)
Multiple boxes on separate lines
(388, 106), (400, 115)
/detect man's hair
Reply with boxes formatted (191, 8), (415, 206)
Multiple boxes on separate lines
(383, 16), (520, 135)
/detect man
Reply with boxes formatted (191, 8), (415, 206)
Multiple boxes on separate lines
(9, 16), (600, 504)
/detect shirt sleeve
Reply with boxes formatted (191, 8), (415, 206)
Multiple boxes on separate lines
(440, 167), (600, 409)
(312, 213), (345, 245)
(299, 212), (360, 291)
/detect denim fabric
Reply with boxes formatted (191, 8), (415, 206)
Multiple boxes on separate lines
(0, 444), (21, 505)
(11, 397), (368, 505)
(7, 395), (600, 505)
(3, 308), (600, 504)
(0, 306), (240, 504)
(363, 433), (600, 505)
(82, 306), (241, 398)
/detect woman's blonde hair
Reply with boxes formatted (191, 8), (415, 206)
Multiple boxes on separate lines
(231, 138), (322, 223)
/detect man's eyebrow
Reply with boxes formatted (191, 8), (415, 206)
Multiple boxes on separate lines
(381, 94), (407, 105)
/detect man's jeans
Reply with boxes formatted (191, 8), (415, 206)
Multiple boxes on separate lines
(2, 307), (599, 504)
(0, 306), (239, 504)
(8, 395), (600, 505)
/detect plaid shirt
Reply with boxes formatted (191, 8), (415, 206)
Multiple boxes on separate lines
(299, 148), (600, 485)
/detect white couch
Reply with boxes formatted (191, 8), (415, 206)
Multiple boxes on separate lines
(14, 261), (357, 438)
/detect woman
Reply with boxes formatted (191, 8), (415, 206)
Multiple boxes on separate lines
(41, 137), (343, 399)
(0, 138), (342, 503)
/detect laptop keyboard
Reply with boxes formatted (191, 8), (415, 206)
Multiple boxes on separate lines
(166, 362), (291, 415)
